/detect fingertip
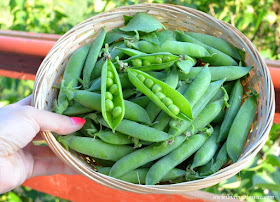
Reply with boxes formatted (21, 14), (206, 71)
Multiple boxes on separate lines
(70, 117), (86, 125)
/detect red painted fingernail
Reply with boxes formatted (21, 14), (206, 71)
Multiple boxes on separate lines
(71, 117), (86, 125)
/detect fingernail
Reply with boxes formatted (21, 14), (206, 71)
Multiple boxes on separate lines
(71, 117), (86, 125)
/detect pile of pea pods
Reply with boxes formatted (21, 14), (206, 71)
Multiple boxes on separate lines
(56, 13), (258, 185)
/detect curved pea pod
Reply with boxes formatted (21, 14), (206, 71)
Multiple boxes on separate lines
(98, 117), (172, 142)
(57, 135), (134, 161)
(168, 79), (225, 137)
(175, 31), (238, 66)
(176, 56), (196, 74)
(183, 32), (244, 60)
(226, 95), (257, 163)
(179, 66), (253, 81)
(127, 68), (192, 121)
(95, 130), (133, 145)
(146, 68), (179, 122)
(82, 28), (106, 89)
(63, 102), (93, 116)
(117, 47), (146, 56)
(56, 43), (91, 114)
(97, 167), (185, 184)
(218, 80), (243, 143)
(145, 133), (208, 185)
(119, 52), (179, 71)
(101, 60), (125, 131)
(109, 135), (186, 178)
(131, 40), (210, 58)
(183, 65), (211, 108)
(191, 126), (220, 169)
(63, 90), (151, 125)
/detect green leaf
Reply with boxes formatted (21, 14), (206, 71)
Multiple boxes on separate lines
(267, 154), (280, 167)
(253, 172), (280, 191)
(120, 12), (165, 33)
(123, 15), (133, 25)
(104, 28), (134, 44)
(141, 32), (160, 46)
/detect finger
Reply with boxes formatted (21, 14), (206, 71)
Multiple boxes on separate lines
(16, 95), (32, 106)
(29, 107), (86, 135)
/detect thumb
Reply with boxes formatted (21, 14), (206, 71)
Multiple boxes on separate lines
(31, 108), (86, 135)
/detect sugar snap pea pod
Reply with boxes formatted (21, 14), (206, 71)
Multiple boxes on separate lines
(95, 130), (133, 145)
(63, 90), (151, 125)
(101, 59), (125, 131)
(175, 31), (238, 66)
(63, 102), (93, 116)
(56, 43), (91, 114)
(109, 135), (186, 178)
(176, 56), (196, 74)
(168, 79), (225, 136)
(169, 98), (225, 137)
(183, 32), (244, 60)
(145, 133), (208, 185)
(179, 66), (253, 81)
(131, 40), (210, 58)
(191, 126), (221, 169)
(129, 96), (150, 108)
(227, 95), (257, 163)
(57, 135), (134, 161)
(119, 52), (179, 71)
(209, 81), (235, 103)
(127, 69), (192, 120)
(146, 68), (179, 122)
(218, 80), (243, 143)
(98, 117), (171, 142)
(80, 119), (98, 137)
(98, 167), (185, 184)
(82, 28), (106, 89)
(117, 47), (145, 56)
(183, 65), (211, 108)
(91, 43), (126, 80)
(122, 89), (137, 99)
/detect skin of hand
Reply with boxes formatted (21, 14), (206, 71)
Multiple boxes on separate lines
(0, 95), (86, 194)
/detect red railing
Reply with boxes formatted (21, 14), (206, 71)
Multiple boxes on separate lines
(1, 30), (278, 202)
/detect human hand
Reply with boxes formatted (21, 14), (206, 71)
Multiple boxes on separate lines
(0, 95), (86, 193)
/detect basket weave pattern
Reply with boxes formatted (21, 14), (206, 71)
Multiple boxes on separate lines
(32, 4), (275, 193)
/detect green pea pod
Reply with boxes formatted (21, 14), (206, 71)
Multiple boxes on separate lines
(57, 135), (134, 161)
(179, 66), (253, 81)
(97, 167), (185, 184)
(127, 68), (192, 121)
(226, 95), (257, 163)
(175, 31), (238, 66)
(63, 90), (151, 125)
(132, 40), (210, 58)
(211, 110), (225, 124)
(183, 32), (244, 60)
(119, 52), (179, 71)
(183, 65), (211, 108)
(95, 130), (133, 145)
(63, 102), (93, 116)
(191, 126), (220, 169)
(109, 135), (186, 178)
(101, 59), (125, 131)
(146, 68), (179, 122)
(98, 117), (172, 142)
(117, 47), (146, 56)
(56, 43), (91, 114)
(83, 28), (106, 89)
(176, 56), (196, 74)
(218, 80), (243, 142)
(145, 133), (208, 185)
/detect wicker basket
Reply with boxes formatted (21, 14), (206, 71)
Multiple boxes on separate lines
(32, 3), (275, 194)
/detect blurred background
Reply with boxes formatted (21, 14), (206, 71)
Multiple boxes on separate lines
(0, 0), (279, 201)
